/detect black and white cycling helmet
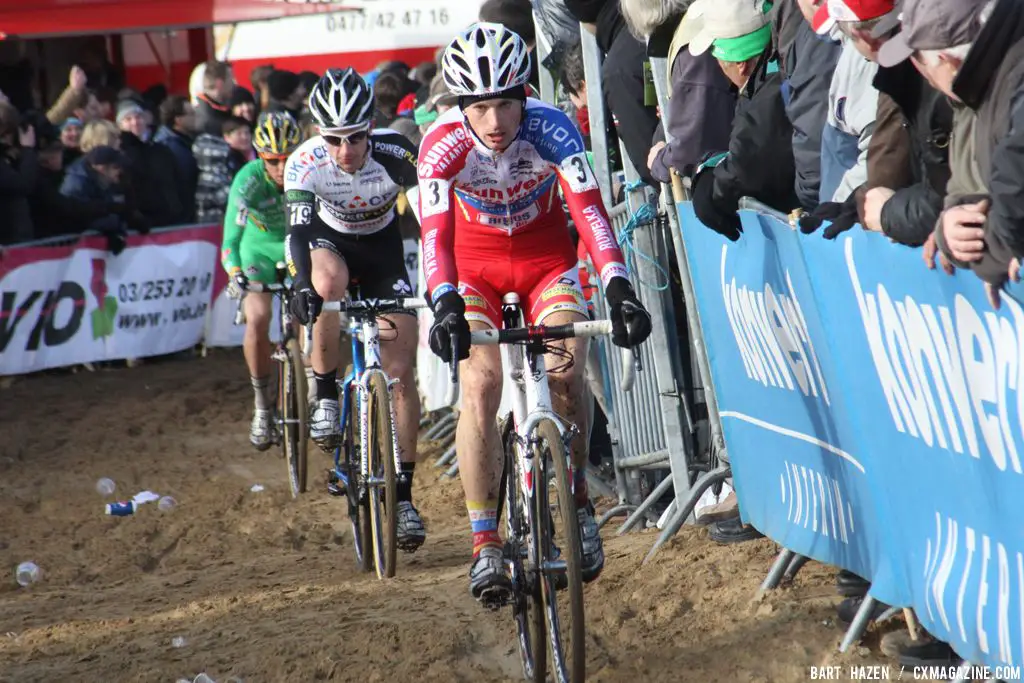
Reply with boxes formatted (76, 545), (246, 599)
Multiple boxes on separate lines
(441, 22), (532, 97)
(308, 67), (374, 131)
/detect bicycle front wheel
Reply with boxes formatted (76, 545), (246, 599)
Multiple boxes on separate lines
(534, 419), (586, 683)
(499, 415), (546, 683)
(340, 372), (372, 572)
(282, 337), (309, 498)
(365, 372), (398, 579)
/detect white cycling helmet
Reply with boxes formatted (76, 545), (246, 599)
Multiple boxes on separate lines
(308, 67), (374, 131)
(441, 22), (532, 97)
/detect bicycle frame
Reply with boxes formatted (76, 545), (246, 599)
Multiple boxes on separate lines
(335, 318), (364, 484)
(333, 310), (403, 489)
(500, 299), (578, 504)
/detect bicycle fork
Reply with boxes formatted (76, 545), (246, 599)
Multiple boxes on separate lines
(355, 372), (403, 492)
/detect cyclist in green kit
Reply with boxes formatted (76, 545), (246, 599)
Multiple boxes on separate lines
(220, 111), (304, 449)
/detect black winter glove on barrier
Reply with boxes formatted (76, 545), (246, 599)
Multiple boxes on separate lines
(429, 291), (471, 362)
(605, 277), (652, 348)
(105, 230), (127, 256)
(798, 191), (860, 239)
(290, 286), (323, 326)
(691, 168), (742, 241)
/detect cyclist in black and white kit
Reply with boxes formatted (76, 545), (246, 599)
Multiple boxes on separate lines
(284, 67), (425, 552)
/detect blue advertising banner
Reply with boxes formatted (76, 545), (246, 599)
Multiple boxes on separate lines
(677, 202), (1024, 674)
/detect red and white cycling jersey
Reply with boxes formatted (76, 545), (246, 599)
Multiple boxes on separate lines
(417, 98), (628, 325)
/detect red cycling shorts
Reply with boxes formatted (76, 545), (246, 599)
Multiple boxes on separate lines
(454, 220), (588, 329)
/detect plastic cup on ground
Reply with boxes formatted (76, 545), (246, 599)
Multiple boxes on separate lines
(15, 562), (40, 587)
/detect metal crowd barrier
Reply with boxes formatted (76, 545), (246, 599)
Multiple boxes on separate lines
(577, 28), (696, 536)
(2, 223), (207, 252)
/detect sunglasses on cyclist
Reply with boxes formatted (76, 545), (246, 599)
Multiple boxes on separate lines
(260, 156), (288, 166)
(322, 130), (369, 147)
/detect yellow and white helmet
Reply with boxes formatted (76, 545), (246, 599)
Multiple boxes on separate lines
(441, 22), (532, 97)
(253, 111), (301, 157)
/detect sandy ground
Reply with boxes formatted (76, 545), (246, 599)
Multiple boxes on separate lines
(0, 350), (906, 683)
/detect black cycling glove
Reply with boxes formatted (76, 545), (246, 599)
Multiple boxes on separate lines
(290, 286), (323, 326)
(429, 291), (471, 362)
(605, 277), (652, 348)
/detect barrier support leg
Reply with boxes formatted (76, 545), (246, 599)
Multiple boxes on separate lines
(586, 468), (619, 502)
(759, 548), (796, 593)
(443, 460), (460, 479)
(839, 596), (878, 653)
(434, 444), (457, 468)
(875, 606), (902, 624)
(597, 503), (638, 529)
(423, 413), (456, 441)
(783, 554), (810, 582)
(643, 464), (730, 563)
(616, 473), (674, 535)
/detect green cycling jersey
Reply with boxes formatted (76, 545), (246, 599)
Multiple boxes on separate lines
(221, 159), (288, 282)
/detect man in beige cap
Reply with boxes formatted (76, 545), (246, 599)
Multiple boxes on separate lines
(686, 0), (800, 248)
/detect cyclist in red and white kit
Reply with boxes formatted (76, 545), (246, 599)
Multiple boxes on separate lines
(420, 22), (652, 603)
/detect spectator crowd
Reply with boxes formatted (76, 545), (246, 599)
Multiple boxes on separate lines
(0, 49), (451, 249)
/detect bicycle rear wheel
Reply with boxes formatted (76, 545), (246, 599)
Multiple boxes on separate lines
(365, 372), (398, 579)
(498, 415), (547, 683)
(281, 338), (309, 498)
(534, 419), (586, 683)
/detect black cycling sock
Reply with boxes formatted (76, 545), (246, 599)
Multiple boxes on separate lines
(313, 370), (339, 401)
(397, 462), (416, 503)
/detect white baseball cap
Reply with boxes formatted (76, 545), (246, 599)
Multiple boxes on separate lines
(682, 0), (772, 57)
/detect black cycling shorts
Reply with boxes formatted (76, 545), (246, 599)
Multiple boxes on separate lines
(290, 214), (414, 301)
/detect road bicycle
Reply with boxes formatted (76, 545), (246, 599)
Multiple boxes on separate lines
(307, 295), (426, 579)
(448, 292), (636, 683)
(232, 264), (309, 498)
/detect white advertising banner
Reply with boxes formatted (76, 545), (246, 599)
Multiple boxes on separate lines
(2, 231), (424, 375)
(0, 228), (219, 376)
(204, 237), (421, 348)
(216, 0), (485, 61)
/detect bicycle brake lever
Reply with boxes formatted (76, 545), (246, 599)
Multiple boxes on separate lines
(445, 333), (460, 406)
(302, 321), (314, 360)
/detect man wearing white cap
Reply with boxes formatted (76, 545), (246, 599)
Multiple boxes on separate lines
(686, 0), (800, 249)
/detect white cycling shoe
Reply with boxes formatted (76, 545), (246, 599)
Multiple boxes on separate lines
(310, 398), (341, 451)
(249, 409), (275, 451)
(395, 501), (427, 552)
(470, 546), (513, 605)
